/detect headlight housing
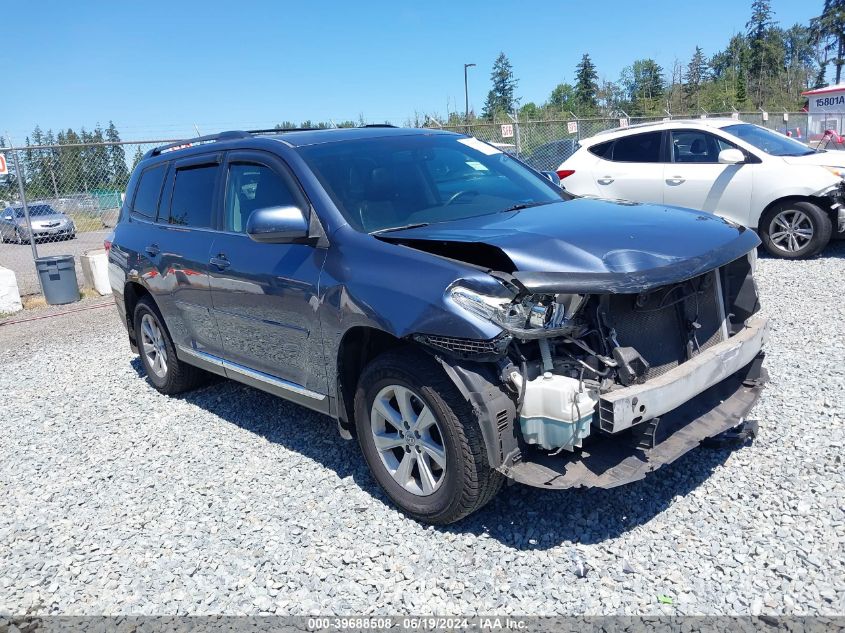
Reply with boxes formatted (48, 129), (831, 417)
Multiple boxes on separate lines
(823, 165), (845, 179)
(450, 285), (588, 338)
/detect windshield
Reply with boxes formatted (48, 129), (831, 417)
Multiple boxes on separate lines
(11, 205), (58, 218)
(296, 134), (565, 232)
(723, 123), (815, 157)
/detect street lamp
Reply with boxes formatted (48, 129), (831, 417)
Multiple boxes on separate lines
(464, 63), (476, 123)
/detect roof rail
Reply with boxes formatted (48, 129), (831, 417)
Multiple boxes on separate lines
(147, 130), (251, 157)
(247, 127), (323, 134)
(361, 124), (396, 128)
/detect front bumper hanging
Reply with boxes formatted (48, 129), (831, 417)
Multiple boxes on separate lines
(501, 350), (769, 490)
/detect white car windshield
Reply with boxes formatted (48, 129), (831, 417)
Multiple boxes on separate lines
(723, 124), (815, 157)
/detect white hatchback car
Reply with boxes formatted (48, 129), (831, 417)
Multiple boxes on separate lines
(557, 119), (845, 258)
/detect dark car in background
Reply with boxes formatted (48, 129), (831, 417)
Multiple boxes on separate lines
(521, 138), (579, 172)
(0, 204), (76, 243)
(108, 127), (768, 524)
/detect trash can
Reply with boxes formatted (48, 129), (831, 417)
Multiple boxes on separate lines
(36, 255), (79, 305)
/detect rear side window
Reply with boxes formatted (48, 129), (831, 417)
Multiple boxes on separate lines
(611, 132), (663, 162)
(168, 165), (218, 228)
(132, 164), (167, 218)
(588, 140), (613, 159)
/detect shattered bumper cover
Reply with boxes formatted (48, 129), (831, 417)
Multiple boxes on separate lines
(502, 350), (769, 490)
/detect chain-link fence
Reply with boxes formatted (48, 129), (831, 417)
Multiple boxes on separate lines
(0, 140), (167, 304)
(433, 111), (812, 170)
(0, 114), (817, 308)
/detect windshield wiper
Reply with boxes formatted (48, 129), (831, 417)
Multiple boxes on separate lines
(500, 200), (552, 213)
(370, 222), (430, 235)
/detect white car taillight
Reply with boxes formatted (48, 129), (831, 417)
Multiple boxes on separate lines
(556, 169), (575, 180)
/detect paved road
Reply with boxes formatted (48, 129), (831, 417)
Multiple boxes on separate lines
(0, 230), (110, 296)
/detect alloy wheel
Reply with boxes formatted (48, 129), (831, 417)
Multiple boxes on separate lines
(769, 209), (814, 253)
(140, 313), (168, 378)
(370, 384), (447, 496)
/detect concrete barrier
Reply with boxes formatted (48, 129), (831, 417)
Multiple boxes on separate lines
(80, 249), (112, 295)
(0, 266), (23, 314)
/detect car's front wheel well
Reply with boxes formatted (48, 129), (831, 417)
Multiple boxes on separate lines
(336, 327), (407, 435)
(757, 195), (835, 231)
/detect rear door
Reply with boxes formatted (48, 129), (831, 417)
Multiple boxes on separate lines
(590, 131), (666, 204)
(154, 154), (223, 356)
(663, 129), (754, 225)
(208, 150), (328, 394)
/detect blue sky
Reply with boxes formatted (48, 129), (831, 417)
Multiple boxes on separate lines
(1, 0), (819, 143)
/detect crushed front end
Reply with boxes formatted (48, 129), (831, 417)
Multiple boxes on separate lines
(417, 251), (769, 489)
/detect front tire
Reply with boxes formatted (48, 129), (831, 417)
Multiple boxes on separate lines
(354, 349), (503, 524)
(760, 200), (832, 259)
(133, 296), (207, 395)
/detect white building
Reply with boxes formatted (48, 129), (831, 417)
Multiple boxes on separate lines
(802, 83), (845, 149)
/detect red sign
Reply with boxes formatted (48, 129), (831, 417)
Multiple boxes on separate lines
(0, 153), (7, 176)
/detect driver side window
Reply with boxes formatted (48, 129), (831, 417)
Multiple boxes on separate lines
(671, 130), (742, 163)
(224, 163), (298, 233)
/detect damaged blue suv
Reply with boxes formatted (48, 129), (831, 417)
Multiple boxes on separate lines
(109, 126), (768, 524)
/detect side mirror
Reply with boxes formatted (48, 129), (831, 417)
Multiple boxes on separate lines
(541, 171), (562, 187)
(718, 148), (745, 165)
(245, 206), (309, 243)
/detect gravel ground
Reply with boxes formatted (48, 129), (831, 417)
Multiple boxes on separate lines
(0, 243), (843, 616)
(0, 230), (110, 296)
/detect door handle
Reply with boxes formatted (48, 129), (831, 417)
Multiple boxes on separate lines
(597, 176), (614, 185)
(666, 176), (686, 185)
(209, 254), (230, 270)
(144, 244), (160, 257)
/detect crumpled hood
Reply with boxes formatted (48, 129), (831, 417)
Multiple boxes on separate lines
(377, 198), (759, 293)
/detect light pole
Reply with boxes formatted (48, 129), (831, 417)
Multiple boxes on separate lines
(464, 63), (476, 124)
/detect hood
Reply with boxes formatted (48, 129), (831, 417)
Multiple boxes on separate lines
(376, 199), (759, 293)
(29, 213), (70, 224)
(781, 150), (845, 167)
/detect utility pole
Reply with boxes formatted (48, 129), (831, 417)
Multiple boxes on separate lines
(464, 63), (476, 124)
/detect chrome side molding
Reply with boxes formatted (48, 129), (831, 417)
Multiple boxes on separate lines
(177, 345), (326, 401)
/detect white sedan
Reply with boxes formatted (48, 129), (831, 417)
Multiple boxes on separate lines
(556, 119), (845, 258)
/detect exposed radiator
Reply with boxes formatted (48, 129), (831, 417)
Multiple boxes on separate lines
(604, 270), (727, 382)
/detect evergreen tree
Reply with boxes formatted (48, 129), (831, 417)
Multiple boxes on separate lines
(684, 46), (710, 110)
(481, 52), (519, 119)
(811, 0), (845, 84)
(746, 0), (775, 106)
(131, 146), (145, 170)
(106, 122), (129, 188)
(574, 53), (599, 115)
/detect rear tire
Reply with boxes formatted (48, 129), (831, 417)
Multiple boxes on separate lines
(760, 200), (832, 259)
(133, 295), (208, 395)
(354, 349), (503, 524)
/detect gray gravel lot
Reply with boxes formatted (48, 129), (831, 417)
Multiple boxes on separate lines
(0, 230), (110, 296)
(0, 243), (843, 616)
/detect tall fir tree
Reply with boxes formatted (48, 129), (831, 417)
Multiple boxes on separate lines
(106, 122), (129, 188)
(684, 46), (709, 110)
(574, 53), (599, 115)
(746, 0), (775, 106)
(481, 52), (519, 119)
(811, 0), (845, 84)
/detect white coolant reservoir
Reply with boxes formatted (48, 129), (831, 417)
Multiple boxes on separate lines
(519, 372), (599, 451)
